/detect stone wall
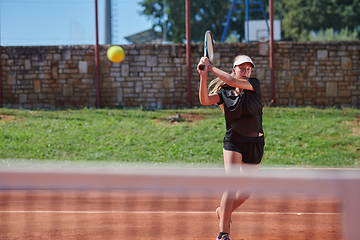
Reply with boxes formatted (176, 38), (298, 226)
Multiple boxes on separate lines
(274, 41), (360, 107)
(1, 41), (359, 109)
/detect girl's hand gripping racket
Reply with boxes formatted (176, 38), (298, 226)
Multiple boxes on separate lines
(199, 30), (214, 70)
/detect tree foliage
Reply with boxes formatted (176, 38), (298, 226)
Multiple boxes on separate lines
(139, 0), (360, 42)
(281, 0), (360, 41)
(139, 0), (266, 43)
(299, 28), (359, 42)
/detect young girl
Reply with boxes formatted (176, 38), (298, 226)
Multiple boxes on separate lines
(197, 55), (265, 240)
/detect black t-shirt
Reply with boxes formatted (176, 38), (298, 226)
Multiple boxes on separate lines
(216, 78), (264, 142)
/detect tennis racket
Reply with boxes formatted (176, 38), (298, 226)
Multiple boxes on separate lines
(199, 30), (214, 70)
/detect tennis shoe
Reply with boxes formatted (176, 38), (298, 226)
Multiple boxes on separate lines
(216, 234), (230, 240)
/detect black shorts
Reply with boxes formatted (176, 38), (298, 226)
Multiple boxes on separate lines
(223, 136), (265, 165)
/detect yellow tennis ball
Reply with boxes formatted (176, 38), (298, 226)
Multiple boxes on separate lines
(107, 46), (125, 63)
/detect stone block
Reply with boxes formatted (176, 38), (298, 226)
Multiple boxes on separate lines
(334, 97), (349, 104)
(317, 50), (328, 60)
(116, 89), (123, 103)
(164, 77), (175, 89)
(34, 80), (41, 93)
(341, 56), (351, 69)
(351, 96), (358, 106)
(345, 76), (357, 82)
(159, 57), (169, 63)
(171, 45), (177, 57)
(326, 82), (338, 97)
(258, 43), (269, 56)
(339, 90), (351, 97)
(63, 85), (73, 97)
(212, 53), (221, 66)
(7, 71), (16, 85)
(19, 94), (27, 103)
(24, 74), (37, 79)
(121, 64), (129, 77)
(135, 82), (143, 93)
(293, 92), (304, 98)
(51, 65), (58, 79)
(173, 58), (184, 64)
(283, 58), (290, 69)
(315, 98), (328, 105)
(47, 94), (56, 99)
(39, 73), (51, 79)
(337, 51), (347, 56)
(81, 79), (94, 84)
(37, 61), (48, 67)
(68, 79), (81, 84)
(141, 49), (152, 55)
(152, 67), (163, 72)
(147, 55), (158, 67)
(111, 82), (121, 88)
(134, 55), (146, 62)
(115, 77), (125, 82)
(307, 66), (317, 77)
(286, 80), (294, 92)
(63, 69), (78, 74)
(24, 59), (31, 70)
(54, 54), (61, 60)
(123, 88), (134, 94)
(78, 61), (88, 73)
(256, 68), (266, 80)
(62, 50), (71, 60)
(74, 84), (88, 89)
(41, 88), (53, 93)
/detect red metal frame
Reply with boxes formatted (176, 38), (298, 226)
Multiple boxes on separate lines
(0, 45), (2, 106)
(185, 0), (192, 108)
(95, 0), (101, 108)
(269, 0), (275, 105)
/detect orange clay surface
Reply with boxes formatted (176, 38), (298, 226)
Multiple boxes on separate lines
(0, 191), (343, 240)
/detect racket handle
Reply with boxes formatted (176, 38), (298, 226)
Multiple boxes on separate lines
(199, 65), (205, 70)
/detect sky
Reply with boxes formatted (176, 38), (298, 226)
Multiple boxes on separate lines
(0, 0), (154, 46)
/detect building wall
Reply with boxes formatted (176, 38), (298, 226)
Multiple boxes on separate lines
(1, 41), (359, 109)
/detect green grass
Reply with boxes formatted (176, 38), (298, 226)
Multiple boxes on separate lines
(0, 107), (359, 168)
(263, 107), (360, 167)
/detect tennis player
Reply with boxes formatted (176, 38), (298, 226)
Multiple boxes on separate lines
(197, 55), (265, 240)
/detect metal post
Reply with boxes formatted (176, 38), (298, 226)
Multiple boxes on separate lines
(95, 0), (101, 108)
(0, 11), (2, 106)
(259, 0), (270, 34)
(246, 0), (249, 42)
(104, 0), (112, 44)
(221, 0), (236, 42)
(221, 0), (269, 42)
(163, 0), (167, 42)
(269, 0), (275, 105)
(185, 0), (192, 108)
(0, 45), (2, 106)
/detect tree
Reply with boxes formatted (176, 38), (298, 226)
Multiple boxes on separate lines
(139, 0), (360, 43)
(281, 0), (360, 41)
(299, 27), (359, 41)
(139, 0), (268, 43)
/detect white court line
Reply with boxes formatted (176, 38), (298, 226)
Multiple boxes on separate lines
(0, 210), (341, 215)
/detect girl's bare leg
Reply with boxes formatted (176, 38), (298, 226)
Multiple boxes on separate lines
(219, 150), (261, 233)
(232, 163), (260, 210)
(219, 149), (242, 233)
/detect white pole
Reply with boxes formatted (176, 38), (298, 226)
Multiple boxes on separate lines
(104, 0), (112, 44)
(163, 0), (167, 42)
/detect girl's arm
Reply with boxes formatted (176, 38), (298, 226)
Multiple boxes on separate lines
(208, 65), (254, 91)
(197, 60), (220, 106)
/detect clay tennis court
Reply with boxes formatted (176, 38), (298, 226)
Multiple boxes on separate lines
(0, 190), (343, 239)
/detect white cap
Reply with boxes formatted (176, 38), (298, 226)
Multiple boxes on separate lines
(233, 56), (255, 68)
